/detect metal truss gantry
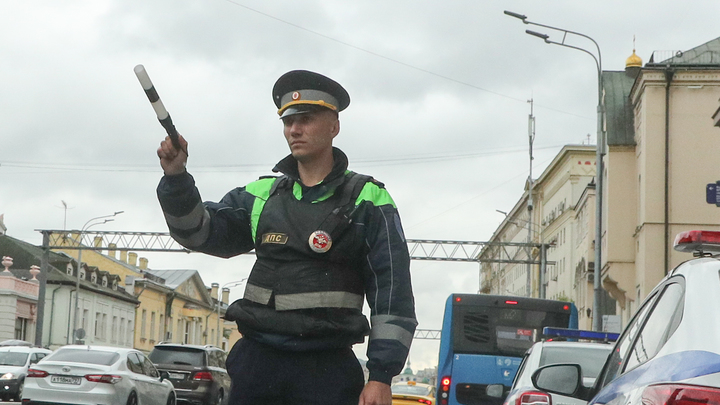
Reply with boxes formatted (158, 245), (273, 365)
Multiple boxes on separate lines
(34, 230), (552, 344)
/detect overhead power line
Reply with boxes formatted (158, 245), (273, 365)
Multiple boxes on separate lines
(0, 144), (566, 173)
(221, 0), (591, 120)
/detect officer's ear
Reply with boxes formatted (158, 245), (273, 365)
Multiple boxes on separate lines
(332, 117), (340, 138)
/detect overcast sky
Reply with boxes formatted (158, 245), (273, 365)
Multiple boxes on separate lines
(2, 0), (720, 369)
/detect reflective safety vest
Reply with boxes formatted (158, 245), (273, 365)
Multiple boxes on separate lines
(226, 172), (373, 343)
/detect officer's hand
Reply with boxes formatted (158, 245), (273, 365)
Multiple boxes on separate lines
(157, 134), (188, 176)
(358, 381), (391, 405)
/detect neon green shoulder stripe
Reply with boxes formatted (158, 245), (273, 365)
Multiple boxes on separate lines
(245, 177), (278, 240)
(355, 181), (396, 208)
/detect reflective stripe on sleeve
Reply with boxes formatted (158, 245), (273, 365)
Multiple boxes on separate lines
(164, 206), (211, 247)
(369, 315), (416, 348)
(275, 291), (364, 311)
(244, 284), (273, 305)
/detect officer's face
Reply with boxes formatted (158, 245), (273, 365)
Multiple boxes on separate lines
(282, 109), (339, 163)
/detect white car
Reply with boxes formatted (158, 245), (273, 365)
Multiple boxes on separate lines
(0, 345), (51, 401)
(530, 230), (720, 404)
(503, 340), (613, 405)
(23, 345), (176, 405)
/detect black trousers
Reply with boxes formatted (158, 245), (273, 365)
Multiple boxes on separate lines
(226, 337), (365, 405)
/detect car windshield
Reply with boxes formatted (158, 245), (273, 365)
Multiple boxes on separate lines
(392, 384), (431, 396)
(0, 352), (28, 366)
(46, 349), (120, 366)
(149, 347), (204, 366)
(539, 345), (611, 379)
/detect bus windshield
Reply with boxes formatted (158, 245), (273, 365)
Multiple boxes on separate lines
(452, 304), (571, 358)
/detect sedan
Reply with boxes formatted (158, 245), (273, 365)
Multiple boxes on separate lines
(392, 381), (435, 405)
(22, 345), (176, 405)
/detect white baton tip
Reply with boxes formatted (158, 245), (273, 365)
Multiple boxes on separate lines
(134, 64), (153, 90)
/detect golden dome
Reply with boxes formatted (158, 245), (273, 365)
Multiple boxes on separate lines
(626, 50), (642, 68)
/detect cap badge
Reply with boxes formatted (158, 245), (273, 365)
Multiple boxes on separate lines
(308, 230), (332, 253)
(292, 91), (301, 100)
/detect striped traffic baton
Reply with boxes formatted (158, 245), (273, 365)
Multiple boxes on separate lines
(134, 64), (187, 156)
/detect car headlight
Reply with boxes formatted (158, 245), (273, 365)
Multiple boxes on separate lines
(0, 373), (16, 380)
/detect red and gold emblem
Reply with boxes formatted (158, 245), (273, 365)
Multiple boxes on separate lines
(292, 91), (301, 100)
(308, 230), (332, 253)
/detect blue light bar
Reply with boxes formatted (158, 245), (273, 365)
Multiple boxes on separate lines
(543, 327), (619, 342)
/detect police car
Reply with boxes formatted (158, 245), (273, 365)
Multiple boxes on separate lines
(527, 230), (720, 404)
(502, 332), (614, 405)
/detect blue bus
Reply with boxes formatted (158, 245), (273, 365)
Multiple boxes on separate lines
(436, 294), (578, 405)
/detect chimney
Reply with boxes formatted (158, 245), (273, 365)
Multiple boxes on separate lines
(222, 288), (230, 305)
(108, 243), (117, 259)
(211, 283), (219, 300)
(93, 236), (103, 250)
(120, 251), (128, 263)
(128, 252), (138, 267)
(139, 257), (148, 270)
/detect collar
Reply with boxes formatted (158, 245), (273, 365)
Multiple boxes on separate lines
(272, 147), (349, 200)
(273, 147), (348, 184)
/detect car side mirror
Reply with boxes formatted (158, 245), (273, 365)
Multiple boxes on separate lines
(531, 364), (582, 396)
(485, 384), (504, 398)
(160, 371), (170, 382)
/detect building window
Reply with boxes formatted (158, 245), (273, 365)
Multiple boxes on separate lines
(159, 314), (164, 342)
(94, 312), (102, 338)
(14, 318), (29, 340)
(185, 321), (190, 344)
(112, 316), (118, 344)
(140, 310), (147, 339)
(102, 314), (107, 340)
(102, 276), (108, 287)
(119, 317), (126, 346)
(127, 320), (133, 345)
(150, 312), (156, 342)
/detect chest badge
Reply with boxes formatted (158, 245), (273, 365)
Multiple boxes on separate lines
(309, 230), (332, 253)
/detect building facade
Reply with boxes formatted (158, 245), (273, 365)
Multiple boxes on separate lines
(480, 145), (604, 330)
(50, 233), (240, 353)
(602, 38), (720, 326)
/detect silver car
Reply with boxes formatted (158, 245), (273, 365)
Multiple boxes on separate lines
(0, 345), (51, 401)
(503, 340), (612, 405)
(23, 345), (176, 405)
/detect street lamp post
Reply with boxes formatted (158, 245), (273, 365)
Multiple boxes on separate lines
(216, 278), (247, 347)
(505, 10), (605, 331)
(70, 211), (123, 344)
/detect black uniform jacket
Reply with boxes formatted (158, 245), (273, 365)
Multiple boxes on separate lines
(157, 148), (417, 384)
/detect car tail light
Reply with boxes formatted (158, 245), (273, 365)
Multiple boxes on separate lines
(416, 400), (432, 404)
(673, 230), (720, 253)
(193, 371), (213, 381)
(85, 374), (122, 384)
(27, 369), (48, 378)
(642, 384), (720, 405)
(516, 391), (551, 405)
(438, 376), (451, 405)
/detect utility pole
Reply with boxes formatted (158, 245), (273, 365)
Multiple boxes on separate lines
(526, 99), (535, 298)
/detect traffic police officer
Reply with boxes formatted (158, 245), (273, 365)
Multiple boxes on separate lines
(156, 70), (417, 405)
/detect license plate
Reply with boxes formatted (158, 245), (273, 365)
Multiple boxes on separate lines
(51, 375), (82, 385)
(168, 373), (185, 380)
